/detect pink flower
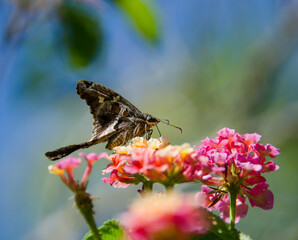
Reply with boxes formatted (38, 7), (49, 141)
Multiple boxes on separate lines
(79, 152), (108, 165)
(48, 153), (106, 189)
(121, 193), (211, 240)
(102, 171), (133, 188)
(55, 156), (82, 185)
(102, 137), (202, 188)
(193, 128), (279, 223)
(48, 165), (67, 184)
(79, 152), (108, 186)
(247, 183), (274, 210)
(254, 143), (280, 159)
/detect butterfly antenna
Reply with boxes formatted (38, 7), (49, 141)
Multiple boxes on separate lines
(159, 118), (169, 125)
(159, 119), (182, 134)
(156, 125), (161, 137)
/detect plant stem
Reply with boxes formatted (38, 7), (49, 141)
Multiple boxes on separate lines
(75, 191), (101, 240)
(79, 207), (101, 240)
(143, 181), (153, 194)
(228, 189), (237, 229)
(165, 183), (174, 193)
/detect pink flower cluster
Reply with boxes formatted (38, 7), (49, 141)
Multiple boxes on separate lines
(121, 193), (210, 240)
(194, 128), (279, 222)
(102, 136), (201, 188)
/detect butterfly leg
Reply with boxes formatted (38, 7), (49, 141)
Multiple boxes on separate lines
(156, 125), (161, 137)
(146, 129), (153, 140)
(144, 123), (148, 139)
(144, 122), (153, 140)
(121, 132), (127, 145)
(132, 124), (141, 138)
(121, 130), (131, 145)
(148, 129), (153, 139)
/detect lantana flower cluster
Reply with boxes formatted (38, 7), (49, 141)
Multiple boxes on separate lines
(102, 128), (279, 226)
(194, 128), (279, 223)
(48, 127), (280, 238)
(121, 192), (211, 240)
(102, 136), (202, 188)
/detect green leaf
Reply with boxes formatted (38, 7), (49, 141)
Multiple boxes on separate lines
(99, 220), (125, 240)
(83, 219), (125, 240)
(59, 1), (103, 67)
(114, 0), (160, 43)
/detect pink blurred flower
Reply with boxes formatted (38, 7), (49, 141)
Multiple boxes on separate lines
(102, 137), (202, 188)
(193, 128), (279, 223)
(49, 153), (106, 190)
(121, 193), (211, 240)
(48, 152), (106, 238)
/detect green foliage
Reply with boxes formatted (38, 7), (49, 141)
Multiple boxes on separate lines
(83, 219), (124, 240)
(59, 1), (103, 67)
(114, 0), (160, 43)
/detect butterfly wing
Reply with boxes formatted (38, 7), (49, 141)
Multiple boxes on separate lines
(45, 80), (143, 161)
(45, 140), (99, 161)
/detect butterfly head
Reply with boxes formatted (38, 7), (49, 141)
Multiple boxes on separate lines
(144, 114), (160, 127)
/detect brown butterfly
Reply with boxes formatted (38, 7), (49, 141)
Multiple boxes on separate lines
(45, 80), (181, 160)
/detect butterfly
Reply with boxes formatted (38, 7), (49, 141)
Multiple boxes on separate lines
(45, 80), (181, 160)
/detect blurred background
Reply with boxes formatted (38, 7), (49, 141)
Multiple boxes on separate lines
(1, 0), (298, 239)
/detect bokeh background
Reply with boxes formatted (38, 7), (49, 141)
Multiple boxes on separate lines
(1, 0), (298, 239)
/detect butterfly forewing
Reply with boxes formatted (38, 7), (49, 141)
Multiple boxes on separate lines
(76, 80), (142, 116)
(77, 81), (141, 139)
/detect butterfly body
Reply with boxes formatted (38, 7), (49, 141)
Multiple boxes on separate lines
(45, 80), (159, 160)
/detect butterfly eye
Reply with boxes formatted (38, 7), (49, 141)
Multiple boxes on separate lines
(146, 115), (158, 123)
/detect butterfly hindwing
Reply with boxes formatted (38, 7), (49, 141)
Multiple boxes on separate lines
(45, 139), (99, 161)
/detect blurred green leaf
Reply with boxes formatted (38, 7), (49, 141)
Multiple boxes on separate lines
(239, 232), (253, 240)
(83, 219), (124, 240)
(59, 1), (103, 67)
(114, 0), (160, 43)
